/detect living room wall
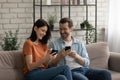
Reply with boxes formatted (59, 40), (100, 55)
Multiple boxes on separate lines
(0, 0), (109, 50)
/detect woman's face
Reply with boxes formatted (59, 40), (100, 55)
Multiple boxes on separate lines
(34, 26), (48, 40)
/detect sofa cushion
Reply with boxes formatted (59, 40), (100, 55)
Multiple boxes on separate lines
(0, 69), (24, 80)
(86, 42), (110, 69)
(0, 50), (24, 80)
(110, 70), (120, 80)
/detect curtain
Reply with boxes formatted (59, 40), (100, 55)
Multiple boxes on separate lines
(107, 0), (120, 52)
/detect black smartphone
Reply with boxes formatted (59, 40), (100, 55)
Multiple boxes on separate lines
(65, 46), (71, 51)
(51, 50), (58, 56)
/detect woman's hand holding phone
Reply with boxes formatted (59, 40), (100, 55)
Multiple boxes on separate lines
(44, 49), (54, 62)
(50, 49), (58, 56)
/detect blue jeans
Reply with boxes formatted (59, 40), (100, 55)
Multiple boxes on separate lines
(24, 65), (72, 80)
(71, 67), (112, 80)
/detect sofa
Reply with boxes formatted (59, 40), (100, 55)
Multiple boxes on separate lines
(0, 42), (120, 80)
(86, 42), (120, 80)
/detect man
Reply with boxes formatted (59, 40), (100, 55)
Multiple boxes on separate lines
(49, 17), (112, 80)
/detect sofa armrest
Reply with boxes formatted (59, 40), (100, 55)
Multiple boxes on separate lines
(108, 52), (120, 72)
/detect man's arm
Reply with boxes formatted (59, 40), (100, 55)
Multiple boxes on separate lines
(48, 41), (63, 66)
(49, 41), (71, 66)
(78, 42), (90, 67)
(68, 42), (90, 67)
(51, 48), (72, 66)
(68, 51), (85, 65)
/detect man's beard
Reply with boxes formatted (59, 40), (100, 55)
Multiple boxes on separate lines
(60, 33), (69, 39)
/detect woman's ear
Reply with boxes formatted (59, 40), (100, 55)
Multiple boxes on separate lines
(34, 26), (38, 32)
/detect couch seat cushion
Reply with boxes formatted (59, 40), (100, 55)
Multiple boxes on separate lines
(0, 50), (24, 80)
(110, 70), (120, 80)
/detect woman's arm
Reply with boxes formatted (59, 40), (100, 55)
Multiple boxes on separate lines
(25, 50), (52, 71)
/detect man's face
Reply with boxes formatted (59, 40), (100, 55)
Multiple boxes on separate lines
(59, 22), (72, 39)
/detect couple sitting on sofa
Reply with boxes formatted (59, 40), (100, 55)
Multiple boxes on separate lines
(23, 18), (111, 80)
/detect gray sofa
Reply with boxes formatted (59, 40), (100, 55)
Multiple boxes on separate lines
(0, 42), (120, 80)
(86, 42), (120, 80)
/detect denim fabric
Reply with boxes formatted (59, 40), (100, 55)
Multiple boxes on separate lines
(72, 67), (112, 80)
(52, 75), (67, 80)
(24, 65), (72, 80)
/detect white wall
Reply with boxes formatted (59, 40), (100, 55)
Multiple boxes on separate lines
(0, 0), (109, 50)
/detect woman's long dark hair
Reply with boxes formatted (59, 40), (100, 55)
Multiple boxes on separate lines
(29, 19), (51, 44)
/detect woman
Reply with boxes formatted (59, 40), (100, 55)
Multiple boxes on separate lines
(23, 19), (73, 80)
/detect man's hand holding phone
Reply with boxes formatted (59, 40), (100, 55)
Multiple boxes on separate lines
(65, 46), (71, 51)
(59, 46), (71, 57)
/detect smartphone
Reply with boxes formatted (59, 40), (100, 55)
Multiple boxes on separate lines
(51, 50), (58, 56)
(65, 46), (71, 51)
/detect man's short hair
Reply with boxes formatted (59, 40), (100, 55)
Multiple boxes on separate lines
(59, 17), (73, 28)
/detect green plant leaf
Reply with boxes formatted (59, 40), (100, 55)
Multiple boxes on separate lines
(47, 15), (57, 25)
(1, 30), (20, 51)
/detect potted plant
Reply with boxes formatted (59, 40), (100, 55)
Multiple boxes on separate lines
(1, 30), (20, 51)
(80, 20), (93, 29)
(47, 15), (57, 30)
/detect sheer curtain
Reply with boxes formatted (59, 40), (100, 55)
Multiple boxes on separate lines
(107, 0), (120, 52)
